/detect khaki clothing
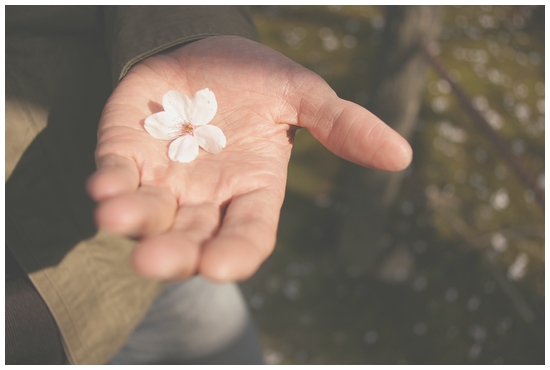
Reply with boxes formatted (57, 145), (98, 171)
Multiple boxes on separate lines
(5, 5), (258, 365)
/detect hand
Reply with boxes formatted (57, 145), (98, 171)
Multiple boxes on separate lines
(86, 36), (412, 282)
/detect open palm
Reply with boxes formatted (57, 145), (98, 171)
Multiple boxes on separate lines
(87, 36), (412, 282)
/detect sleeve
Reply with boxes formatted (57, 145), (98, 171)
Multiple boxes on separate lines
(104, 5), (259, 85)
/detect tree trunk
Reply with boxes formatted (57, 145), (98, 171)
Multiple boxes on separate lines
(338, 6), (444, 278)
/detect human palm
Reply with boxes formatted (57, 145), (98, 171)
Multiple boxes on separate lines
(87, 36), (412, 282)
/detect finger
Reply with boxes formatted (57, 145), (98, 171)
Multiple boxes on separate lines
(294, 81), (413, 171)
(87, 154), (140, 201)
(95, 185), (177, 237)
(131, 203), (222, 280)
(199, 188), (283, 282)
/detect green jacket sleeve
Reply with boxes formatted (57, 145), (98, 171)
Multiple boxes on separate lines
(104, 6), (259, 85)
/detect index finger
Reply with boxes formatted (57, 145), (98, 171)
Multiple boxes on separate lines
(198, 187), (284, 282)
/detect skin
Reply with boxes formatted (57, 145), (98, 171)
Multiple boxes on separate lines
(86, 35), (412, 283)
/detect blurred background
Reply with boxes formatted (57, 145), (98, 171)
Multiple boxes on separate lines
(239, 5), (545, 365)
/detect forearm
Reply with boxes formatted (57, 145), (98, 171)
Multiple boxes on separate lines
(104, 5), (258, 85)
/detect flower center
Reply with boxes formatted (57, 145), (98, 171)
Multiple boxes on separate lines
(181, 123), (195, 136)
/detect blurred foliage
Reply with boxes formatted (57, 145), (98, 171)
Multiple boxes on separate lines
(240, 5), (544, 365)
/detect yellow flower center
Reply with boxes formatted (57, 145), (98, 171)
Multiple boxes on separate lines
(181, 123), (194, 135)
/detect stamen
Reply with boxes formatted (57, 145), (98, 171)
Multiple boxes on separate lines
(181, 123), (195, 136)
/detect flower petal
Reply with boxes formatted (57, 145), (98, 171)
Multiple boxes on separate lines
(188, 88), (218, 126)
(144, 112), (182, 140)
(168, 135), (199, 163)
(194, 125), (226, 154)
(163, 90), (191, 123)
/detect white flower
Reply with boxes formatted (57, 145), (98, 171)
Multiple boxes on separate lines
(144, 88), (226, 163)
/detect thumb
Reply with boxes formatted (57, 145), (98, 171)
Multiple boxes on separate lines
(294, 77), (413, 172)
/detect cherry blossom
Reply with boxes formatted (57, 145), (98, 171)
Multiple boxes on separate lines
(144, 88), (226, 162)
